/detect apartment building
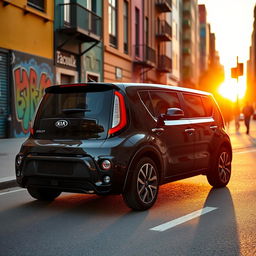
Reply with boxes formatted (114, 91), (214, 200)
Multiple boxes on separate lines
(247, 5), (256, 103)
(181, 0), (200, 88)
(103, 0), (133, 82)
(54, 0), (103, 84)
(103, 0), (173, 85)
(198, 4), (210, 74)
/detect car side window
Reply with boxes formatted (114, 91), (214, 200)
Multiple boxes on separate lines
(149, 91), (181, 118)
(201, 96), (213, 117)
(183, 94), (206, 118)
(138, 91), (154, 116)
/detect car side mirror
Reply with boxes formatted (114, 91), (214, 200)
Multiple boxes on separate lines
(157, 108), (185, 127)
(164, 108), (185, 120)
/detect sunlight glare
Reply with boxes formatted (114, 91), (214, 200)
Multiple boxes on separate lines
(218, 77), (246, 102)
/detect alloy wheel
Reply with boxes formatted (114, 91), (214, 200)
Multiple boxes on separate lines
(137, 163), (158, 204)
(218, 151), (231, 183)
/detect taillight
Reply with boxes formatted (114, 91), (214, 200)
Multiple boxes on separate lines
(30, 127), (34, 136)
(108, 91), (127, 135)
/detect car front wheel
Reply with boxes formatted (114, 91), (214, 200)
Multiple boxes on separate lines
(123, 157), (159, 211)
(207, 146), (232, 188)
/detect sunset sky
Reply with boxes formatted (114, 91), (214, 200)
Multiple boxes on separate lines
(198, 0), (256, 101)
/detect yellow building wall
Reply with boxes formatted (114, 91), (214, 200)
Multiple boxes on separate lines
(0, 0), (54, 59)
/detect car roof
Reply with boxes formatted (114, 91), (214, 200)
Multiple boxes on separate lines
(47, 82), (212, 96)
(115, 83), (212, 96)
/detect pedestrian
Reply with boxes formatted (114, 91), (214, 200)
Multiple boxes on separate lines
(242, 101), (254, 135)
(234, 102), (240, 132)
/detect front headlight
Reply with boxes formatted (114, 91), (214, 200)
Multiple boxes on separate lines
(16, 155), (24, 166)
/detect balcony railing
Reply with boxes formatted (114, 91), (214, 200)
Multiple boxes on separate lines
(134, 45), (156, 68)
(156, 20), (172, 41)
(183, 48), (191, 55)
(183, 3), (191, 14)
(183, 19), (191, 28)
(158, 55), (172, 73)
(155, 0), (172, 12)
(58, 3), (102, 42)
(183, 33), (191, 42)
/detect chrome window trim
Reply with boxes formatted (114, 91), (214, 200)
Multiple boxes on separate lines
(164, 117), (214, 126)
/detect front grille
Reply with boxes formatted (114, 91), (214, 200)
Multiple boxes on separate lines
(25, 176), (95, 193)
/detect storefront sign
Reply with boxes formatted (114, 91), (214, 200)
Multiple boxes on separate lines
(56, 51), (77, 69)
(115, 67), (123, 79)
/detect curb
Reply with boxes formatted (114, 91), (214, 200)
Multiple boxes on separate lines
(0, 177), (18, 190)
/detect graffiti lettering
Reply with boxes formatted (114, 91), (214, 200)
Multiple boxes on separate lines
(13, 62), (53, 135)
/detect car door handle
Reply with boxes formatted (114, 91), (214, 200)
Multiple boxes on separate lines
(185, 128), (195, 135)
(210, 125), (218, 131)
(152, 128), (164, 133)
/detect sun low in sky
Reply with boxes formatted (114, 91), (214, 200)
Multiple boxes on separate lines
(198, 0), (256, 102)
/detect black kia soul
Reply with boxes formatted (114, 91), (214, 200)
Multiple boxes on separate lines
(16, 83), (232, 210)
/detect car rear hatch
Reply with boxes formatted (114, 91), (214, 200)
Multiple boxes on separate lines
(32, 84), (116, 140)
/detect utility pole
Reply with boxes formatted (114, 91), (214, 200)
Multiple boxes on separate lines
(231, 56), (244, 131)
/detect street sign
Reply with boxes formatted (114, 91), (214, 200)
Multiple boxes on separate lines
(231, 67), (238, 79)
(231, 62), (243, 79)
(237, 63), (244, 76)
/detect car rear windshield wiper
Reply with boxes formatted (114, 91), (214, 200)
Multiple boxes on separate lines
(62, 108), (91, 114)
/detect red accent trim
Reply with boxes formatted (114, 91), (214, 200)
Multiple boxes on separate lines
(30, 127), (34, 135)
(60, 83), (87, 88)
(108, 91), (127, 135)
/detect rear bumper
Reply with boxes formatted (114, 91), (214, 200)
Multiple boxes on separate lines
(15, 154), (113, 195)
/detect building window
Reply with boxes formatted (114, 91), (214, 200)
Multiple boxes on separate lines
(135, 7), (140, 57)
(109, 0), (118, 48)
(123, 1), (129, 54)
(27, 0), (45, 12)
(145, 17), (149, 46)
(63, 0), (70, 24)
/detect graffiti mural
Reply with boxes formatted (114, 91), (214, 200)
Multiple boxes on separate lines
(12, 51), (54, 137)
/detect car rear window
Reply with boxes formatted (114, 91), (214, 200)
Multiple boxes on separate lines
(33, 88), (113, 140)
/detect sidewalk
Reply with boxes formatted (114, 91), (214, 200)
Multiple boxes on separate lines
(0, 137), (27, 189)
(226, 119), (256, 151)
(1, 120), (256, 190)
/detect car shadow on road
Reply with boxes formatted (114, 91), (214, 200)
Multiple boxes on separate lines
(0, 193), (149, 256)
(186, 187), (240, 256)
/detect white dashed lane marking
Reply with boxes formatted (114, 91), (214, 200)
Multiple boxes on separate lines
(150, 207), (218, 232)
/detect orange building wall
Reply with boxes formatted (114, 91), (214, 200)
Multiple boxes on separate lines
(103, 0), (132, 83)
(0, 0), (54, 59)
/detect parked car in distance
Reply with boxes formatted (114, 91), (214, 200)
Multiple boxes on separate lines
(16, 83), (232, 210)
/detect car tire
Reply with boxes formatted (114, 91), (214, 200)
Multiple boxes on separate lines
(122, 157), (159, 211)
(27, 187), (61, 201)
(207, 146), (231, 188)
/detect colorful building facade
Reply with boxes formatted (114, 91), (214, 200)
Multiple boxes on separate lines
(54, 0), (103, 84)
(103, 0), (133, 82)
(0, 0), (220, 138)
(103, 0), (173, 85)
(0, 0), (54, 138)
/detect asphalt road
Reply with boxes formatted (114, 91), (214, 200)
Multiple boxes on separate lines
(0, 147), (256, 256)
